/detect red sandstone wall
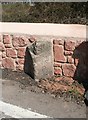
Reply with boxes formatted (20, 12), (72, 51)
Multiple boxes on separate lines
(0, 34), (35, 71)
(53, 38), (87, 81)
(0, 34), (86, 80)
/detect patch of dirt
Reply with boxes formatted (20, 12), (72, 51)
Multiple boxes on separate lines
(1, 68), (85, 105)
(38, 77), (85, 104)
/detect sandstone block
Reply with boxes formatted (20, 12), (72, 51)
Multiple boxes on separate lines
(65, 40), (75, 51)
(0, 42), (5, 51)
(54, 45), (66, 62)
(2, 58), (15, 69)
(3, 34), (11, 44)
(6, 48), (17, 58)
(12, 36), (28, 47)
(18, 47), (26, 58)
(62, 64), (76, 77)
(54, 67), (62, 76)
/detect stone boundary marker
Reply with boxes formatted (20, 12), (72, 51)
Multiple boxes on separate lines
(27, 40), (54, 81)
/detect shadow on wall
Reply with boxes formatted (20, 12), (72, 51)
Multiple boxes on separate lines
(24, 47), (34, 80)
(73, 41), (88, 106)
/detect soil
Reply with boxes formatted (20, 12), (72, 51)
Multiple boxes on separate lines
(1, 68), (85, 105)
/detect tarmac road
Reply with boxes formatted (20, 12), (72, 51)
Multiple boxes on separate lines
(0, 78), (87, 119)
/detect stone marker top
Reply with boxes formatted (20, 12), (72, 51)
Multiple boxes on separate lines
(28, 40), (52, 55)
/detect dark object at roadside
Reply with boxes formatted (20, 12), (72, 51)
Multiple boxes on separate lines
(85, 91), (88, 100)
(85, 91), (88, 106)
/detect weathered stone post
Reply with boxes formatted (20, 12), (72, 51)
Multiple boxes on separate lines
(27, 40), (54, 81)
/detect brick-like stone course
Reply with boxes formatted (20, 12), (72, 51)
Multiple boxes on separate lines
(2, 58), (15, 69)
(0, 34), (32, 71)
(6, 48), (17, 58)
(64, 40), (75, 51)
(53, 38), (86, 81)
(0, 34), (86, 81)
(62, 64), (76, 77)
(12, 36), (28, 47)
(17, 47), (26, 58)
(54, 45), (66, 62)
(3, 35), (11, 44)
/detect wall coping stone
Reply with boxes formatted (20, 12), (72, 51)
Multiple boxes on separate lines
(0, 22), (87, 39)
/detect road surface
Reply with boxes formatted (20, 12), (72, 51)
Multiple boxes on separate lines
(0, 78), (87, 119)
